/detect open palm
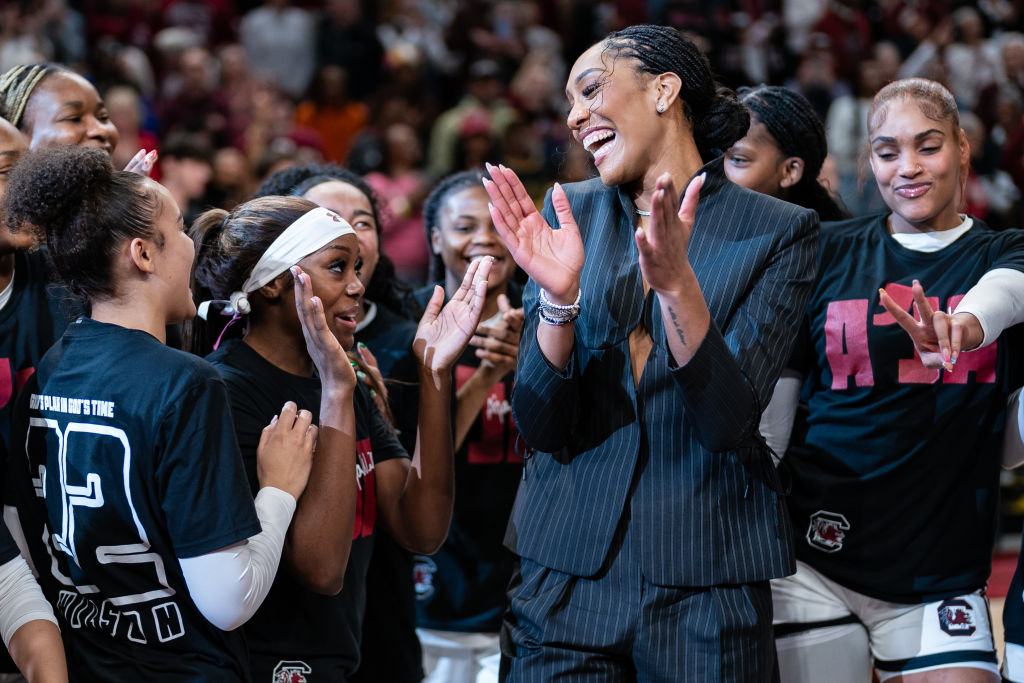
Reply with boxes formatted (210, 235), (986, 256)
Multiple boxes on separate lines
(414, 257), (493, 372)
(483, 163), (584, 303)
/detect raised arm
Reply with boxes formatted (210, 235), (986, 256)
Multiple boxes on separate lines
(274, 266), (359, 595)
(376, 258), (493, 553)
(645, 176), (819, 451)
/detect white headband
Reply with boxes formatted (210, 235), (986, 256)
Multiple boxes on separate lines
(199, 206), (355, 318)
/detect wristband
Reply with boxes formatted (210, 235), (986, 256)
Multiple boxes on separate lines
(538, 288), (581, 325)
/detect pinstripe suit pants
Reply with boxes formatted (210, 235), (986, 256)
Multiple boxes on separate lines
(500, 518), (779, 682)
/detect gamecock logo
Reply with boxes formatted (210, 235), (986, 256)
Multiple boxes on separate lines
(937, 599), (976, 636)
(413, 556), (437, 600)
(273, 660), (311, 683)
(806, 510), (850, 553)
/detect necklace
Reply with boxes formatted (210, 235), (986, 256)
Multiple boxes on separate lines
(636, 208), (651, 216)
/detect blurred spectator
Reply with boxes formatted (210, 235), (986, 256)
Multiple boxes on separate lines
(203, 146), (255, 211)
(216, 43), (256, 140)
(106, 84), (160, 177)
(158, 46), (233, 148)
(161, 0), (237, 49)
(366, 121), (431, 286)
(427, 58), (516, 177)
(37, 0), (87, 67)
(811, 0), (872, 86)
(83, 0), (159, 52)
(962, 110), (1020, 229)
(378, 0), (458, 77)
(317, 0), (385, 101)
(295, 64), (369, 164)
(0, 3), (49, 71)
(159, 133), (213, 226)
(826, 56), (886, 214)
(239, 0), (316, 100)
(241, 81), (324, 168)
(944, 6), (999, 110)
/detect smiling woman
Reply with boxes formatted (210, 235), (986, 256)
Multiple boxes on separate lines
(768, 78), (1024, 683)
(0, 64), (118, 153)
(482, 24), (819, 682)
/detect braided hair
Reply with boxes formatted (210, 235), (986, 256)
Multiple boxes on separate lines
(254, 163), (413, 316)
(421, 169), (491, 285)
(0, 63), (61, 129)
(738, 85), (849, 221)
(602, 25), (748, 161)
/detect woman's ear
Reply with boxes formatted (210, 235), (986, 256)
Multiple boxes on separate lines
(430, 227), (442, 255)
(257, 270), (293, 301)
(779, 157), (805, 189)
(128, 237), (157, 274)
(652, 72), (683, 113)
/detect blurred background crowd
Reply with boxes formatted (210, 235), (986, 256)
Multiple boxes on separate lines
(5, 0), (1024, 287)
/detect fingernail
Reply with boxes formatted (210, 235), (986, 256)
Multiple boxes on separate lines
(370, 389), (377, 397)
(290, 266), (299, 276)
(350, 360), (358, 367)
(271, 415), (278, 425)
(358, 341), (367, 348)
(698, 172), (707, 182)
(878, 288), (886, 297)
(357, 371), (367, 379)
(950, 356), (958, 365)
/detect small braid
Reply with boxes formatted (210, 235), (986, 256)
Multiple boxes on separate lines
(602, 25), (748, 160)
(422, 169), (491, 284)
(0, 64), (58, 128)
(738, 85), (848, 221)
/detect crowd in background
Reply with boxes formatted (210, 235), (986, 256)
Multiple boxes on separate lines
(5, 0), (1024, 285)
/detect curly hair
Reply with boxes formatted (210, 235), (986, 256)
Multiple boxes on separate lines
(3, 146), (159, 307)
(254, 163), (413, 315)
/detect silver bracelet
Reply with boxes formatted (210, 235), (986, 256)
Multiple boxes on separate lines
(538, 288), (581, 325)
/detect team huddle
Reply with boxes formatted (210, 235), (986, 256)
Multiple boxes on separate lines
(0, 21), (1023, 683)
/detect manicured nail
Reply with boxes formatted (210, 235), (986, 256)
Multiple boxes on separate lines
(370, 389), (377, 397)
(358, 342), (367, 348)
(350, 360), (358, 367)
(271, 414), (278, 425)
(357, 371), (367, 379)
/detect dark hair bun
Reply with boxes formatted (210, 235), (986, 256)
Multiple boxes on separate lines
(4, 146), (112, 242)
(693, 87), (749, 160)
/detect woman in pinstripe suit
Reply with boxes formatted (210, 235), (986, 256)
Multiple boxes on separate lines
(483, 25), (819, 682)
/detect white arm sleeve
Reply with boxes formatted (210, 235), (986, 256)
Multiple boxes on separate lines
(953, 268), (1024, 348)
(1004, 388), (1024, 469)
(759, 373), (804, 463)
(0, 555), (58, 648)
(179, 486), (296, 631)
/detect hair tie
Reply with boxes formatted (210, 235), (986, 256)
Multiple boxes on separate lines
(229, 290), (251, 315)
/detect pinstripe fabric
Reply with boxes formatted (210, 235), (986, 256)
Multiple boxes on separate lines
(505, 157), (819, 587)
(504, 517), (778, 682)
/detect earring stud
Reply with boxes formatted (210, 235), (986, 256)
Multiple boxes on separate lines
(657, 102), (665, 113)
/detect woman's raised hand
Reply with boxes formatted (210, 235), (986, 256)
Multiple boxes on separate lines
(635, 172), (704, 294)
(879, 279), (983, 371)
(483, 162), (584, 304)
(414, 256), (493, 373)
(123, 149), (157, 176)
(470, 293), (524, 381)
(292, 265), (357, 389)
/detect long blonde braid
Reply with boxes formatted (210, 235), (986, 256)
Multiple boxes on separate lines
(0, 64), (52, 128)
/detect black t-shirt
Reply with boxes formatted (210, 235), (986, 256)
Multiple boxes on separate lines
(207, 339), (408, 681)
(787, 215), (1024, 602)
(0, 250), (70, 452)
(8, 318), (260, 680)
(411, 283), (523, 632)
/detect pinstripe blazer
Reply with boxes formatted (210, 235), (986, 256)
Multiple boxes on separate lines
(505, 158), (819, 587)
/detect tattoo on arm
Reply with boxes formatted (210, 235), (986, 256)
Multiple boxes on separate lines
(667, 305), (686, 347)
